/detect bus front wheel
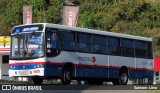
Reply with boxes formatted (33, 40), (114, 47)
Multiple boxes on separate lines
(61, 67), (72, 85)
(32, 77), (43, 85)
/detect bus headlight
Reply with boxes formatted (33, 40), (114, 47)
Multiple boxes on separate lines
(37, 65), (40, 68)
(36, 64), (44, 68)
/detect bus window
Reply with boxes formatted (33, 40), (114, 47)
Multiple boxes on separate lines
(135, 41), (147, 58)
(61, 31), (76, 51)
(147, 42), (153, 58)
(108, 37), (121, 55)
(121, 39), (134, 56)
(93, 35), (107, 54)
(45, 28), (60, 57)
(46, 33), (57, 48)
(77, 33), (92, 52)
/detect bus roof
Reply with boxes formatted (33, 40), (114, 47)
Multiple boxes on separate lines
(14, 23), (152, 42)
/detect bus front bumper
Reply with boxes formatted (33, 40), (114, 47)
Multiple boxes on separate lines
(9, 68), (44, 77)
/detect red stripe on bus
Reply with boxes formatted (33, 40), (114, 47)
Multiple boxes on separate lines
(75, 64), (120, 69)
(46, 62), (65, 65)
(9, 62), (46, 66)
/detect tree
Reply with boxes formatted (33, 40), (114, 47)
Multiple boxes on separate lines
(0, 0), (63, 36)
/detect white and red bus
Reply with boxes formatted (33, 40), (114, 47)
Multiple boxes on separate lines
(9, 23), (154, 85)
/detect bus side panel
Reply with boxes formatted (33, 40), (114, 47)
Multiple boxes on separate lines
(44, 51), (78, 77)
(129, 70), (154, 79)
(76, 53), (109, 78)
(109, 56), (135, 78)
(133, 58), (154, 79)
(75, 66), (108, 78)
(44, 64), (63, 77)
(108, 68), (119, 78)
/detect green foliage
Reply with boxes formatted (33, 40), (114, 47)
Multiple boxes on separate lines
(0, 0), (63, 35)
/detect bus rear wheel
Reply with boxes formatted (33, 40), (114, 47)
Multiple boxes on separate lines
(119, 71), (128, 85)
(32, 77), (43, 85)
(61, 67), (72, 85)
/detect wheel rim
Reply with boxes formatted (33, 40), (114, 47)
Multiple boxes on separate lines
(65, 71), (71, 80)
(120, 73), (128, 84)
(62, 69), (71, 84)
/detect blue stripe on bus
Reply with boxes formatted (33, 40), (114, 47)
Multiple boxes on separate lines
(129, 70), (154, 79)
(9, 64), (42, 70)
(75, 67), (153, 79)
(75, 67), (119, 78)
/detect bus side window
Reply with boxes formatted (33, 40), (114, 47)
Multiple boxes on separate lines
(51, 33), (57, 48)
(46, 32), (58, 49)
(77, 33), (92, 53)
(147, 42), (153, 58)
(135, 41), (147, 58)
(46, 35), (51, 48)
(108, 37), (121, 55)
(45, 28), (60, 57)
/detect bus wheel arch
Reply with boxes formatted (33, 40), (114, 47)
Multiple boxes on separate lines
(119, 66), (129, 85)
(61, 62), (75, 85)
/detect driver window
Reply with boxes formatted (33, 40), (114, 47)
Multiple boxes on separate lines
(45, 28), (60, 57)
(46, 32), (57, 49)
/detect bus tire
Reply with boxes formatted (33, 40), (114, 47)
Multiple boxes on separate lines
(61, 67), (72, 85)
(119, 70), (128, 85)
(32, 77), (43, 85)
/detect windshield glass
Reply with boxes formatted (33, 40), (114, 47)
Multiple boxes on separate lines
(10, 32), (44, 58)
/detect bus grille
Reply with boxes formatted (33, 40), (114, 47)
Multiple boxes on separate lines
(18, 70), (29, 76)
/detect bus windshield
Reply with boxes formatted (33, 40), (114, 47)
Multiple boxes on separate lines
(10, 32), (44, 58)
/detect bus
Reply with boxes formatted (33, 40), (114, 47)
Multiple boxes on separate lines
(9, 23), (154, 85)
